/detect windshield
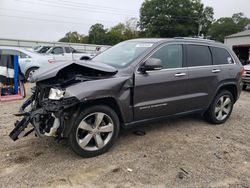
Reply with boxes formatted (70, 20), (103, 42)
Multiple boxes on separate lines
(92, 41), (154, 68)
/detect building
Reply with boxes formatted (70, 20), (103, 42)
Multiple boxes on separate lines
(224, 30), (250, 65)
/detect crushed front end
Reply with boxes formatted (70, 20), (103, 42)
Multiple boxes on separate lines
(9, 83), (80, 141)
(9, 61), (118, 142)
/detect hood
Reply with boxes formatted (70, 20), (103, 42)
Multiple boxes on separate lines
(29, 60), (118, 82)
(244, 64), (250, 71)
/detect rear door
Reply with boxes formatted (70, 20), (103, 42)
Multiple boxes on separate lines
(210, 46), (236, 80)
(134, 43), (189, 121)
(185, 44), (221, 110)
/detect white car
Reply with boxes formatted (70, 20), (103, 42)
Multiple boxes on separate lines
(45, 46), (95, 61)
(0, 46), (54, 78)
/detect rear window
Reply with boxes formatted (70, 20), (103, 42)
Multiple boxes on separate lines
(187, 45), (212, 67)
(211, 47), (234, 65)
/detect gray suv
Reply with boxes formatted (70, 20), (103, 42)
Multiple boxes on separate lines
(10, 38), (243, 157)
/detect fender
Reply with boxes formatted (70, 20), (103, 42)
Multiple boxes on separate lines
(207, 81), (238, 110)
(63, 95), (130, 138)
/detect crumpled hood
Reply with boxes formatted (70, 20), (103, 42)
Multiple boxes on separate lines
(29, 60), (118, 82)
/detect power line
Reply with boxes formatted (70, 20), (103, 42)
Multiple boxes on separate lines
(15, 0), (138, 17)
(4, 5), (201, 22)
(0, 8), (118, 24)
(1, 14), (245, 35)
(54, 0), (138, 13)
(0, 14), (92, 26)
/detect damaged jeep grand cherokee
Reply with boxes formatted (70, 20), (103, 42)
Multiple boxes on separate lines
(10, 38), (243, 157)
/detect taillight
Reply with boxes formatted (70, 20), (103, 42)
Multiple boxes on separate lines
(241, 67), (246, 77)
(48, 59), (55, 63)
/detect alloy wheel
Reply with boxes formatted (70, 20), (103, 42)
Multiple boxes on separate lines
(214, 95), (232, 121)
(76, 112), (114, 151)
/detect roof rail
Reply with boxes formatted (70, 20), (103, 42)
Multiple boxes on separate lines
(173, 37), (216, 43)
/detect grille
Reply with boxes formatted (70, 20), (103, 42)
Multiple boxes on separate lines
(246, 70), (250, 77)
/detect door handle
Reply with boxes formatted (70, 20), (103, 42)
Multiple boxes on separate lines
(175, 73), (186, 77)
(212, 69), (221, 73)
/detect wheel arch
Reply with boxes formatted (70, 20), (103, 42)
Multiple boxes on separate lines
(210, 83), (238, 107)
(80, 56), (91, 60)
(80, 97), (124, 124)
(63, 97), (124, 138)
(25, 66), (39, 78)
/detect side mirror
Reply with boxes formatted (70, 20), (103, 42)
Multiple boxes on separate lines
(139, 58), (162, 73)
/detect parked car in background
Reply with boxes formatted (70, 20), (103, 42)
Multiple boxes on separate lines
(242, 64), (250, 90)
(95, 46), (110, 54)
(33, 46), (52, 54)
(0, 46), (54, 79)
(45, 46), (95, 61)
(10, 38), (243, 158)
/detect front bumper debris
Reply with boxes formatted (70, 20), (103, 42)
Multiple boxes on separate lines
(9, 108), (44, 141)
(9, 94), (79, 141)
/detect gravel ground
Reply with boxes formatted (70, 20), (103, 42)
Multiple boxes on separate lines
(0, 84), (250, 188)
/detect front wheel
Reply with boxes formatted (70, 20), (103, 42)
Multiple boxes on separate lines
(68, 105), (120, 158)
(205, 90), (234, 124)
(25, 67), (39, 80)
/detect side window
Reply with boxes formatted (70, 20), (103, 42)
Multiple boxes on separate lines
(151, 44), (183, 69)
(187, 45), (212, 67)
(211, 47), (234, 65)
(19, 52), (30, 58)
(70, 47), (76, 53)
(65, 47), (71, 53)
(52, 47), (64, 54)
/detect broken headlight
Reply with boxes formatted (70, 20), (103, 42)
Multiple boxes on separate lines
(48, 88), (65, 100)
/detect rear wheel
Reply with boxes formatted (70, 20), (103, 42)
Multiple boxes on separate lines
(242, 84), (247, 91)
(205, 90), (234, 124)
(80, 56), (91, 60)
(68, 105), (120, 158)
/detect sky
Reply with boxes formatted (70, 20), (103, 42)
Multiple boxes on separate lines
(0, 0), (250, 41)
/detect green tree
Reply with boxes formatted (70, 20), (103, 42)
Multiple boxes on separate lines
(58, 31), (86, 43)
(105, 23), (126, 45)
(124, 18), (139, 39)
(208, 13), (250, 42)
(139, 0), (214, 37)
(88, 24), (107, 45)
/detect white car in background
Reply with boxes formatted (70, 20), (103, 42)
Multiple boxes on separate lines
(0, 46), (54, 79)
(45, 46), (96, 61)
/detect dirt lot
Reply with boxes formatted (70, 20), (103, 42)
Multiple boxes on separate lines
(0, 85), (250, 188)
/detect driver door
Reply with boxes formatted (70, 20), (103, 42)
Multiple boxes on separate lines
(51, 47), (66, 61)
(133, 44), (189, 121)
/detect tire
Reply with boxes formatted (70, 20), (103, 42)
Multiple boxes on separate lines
(25, 67), (39, 80)
(80, 56), (90, 60)
(68, 105), (120, 158)
(205, 90), (234, 124)
(242, 84), (247, 91)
